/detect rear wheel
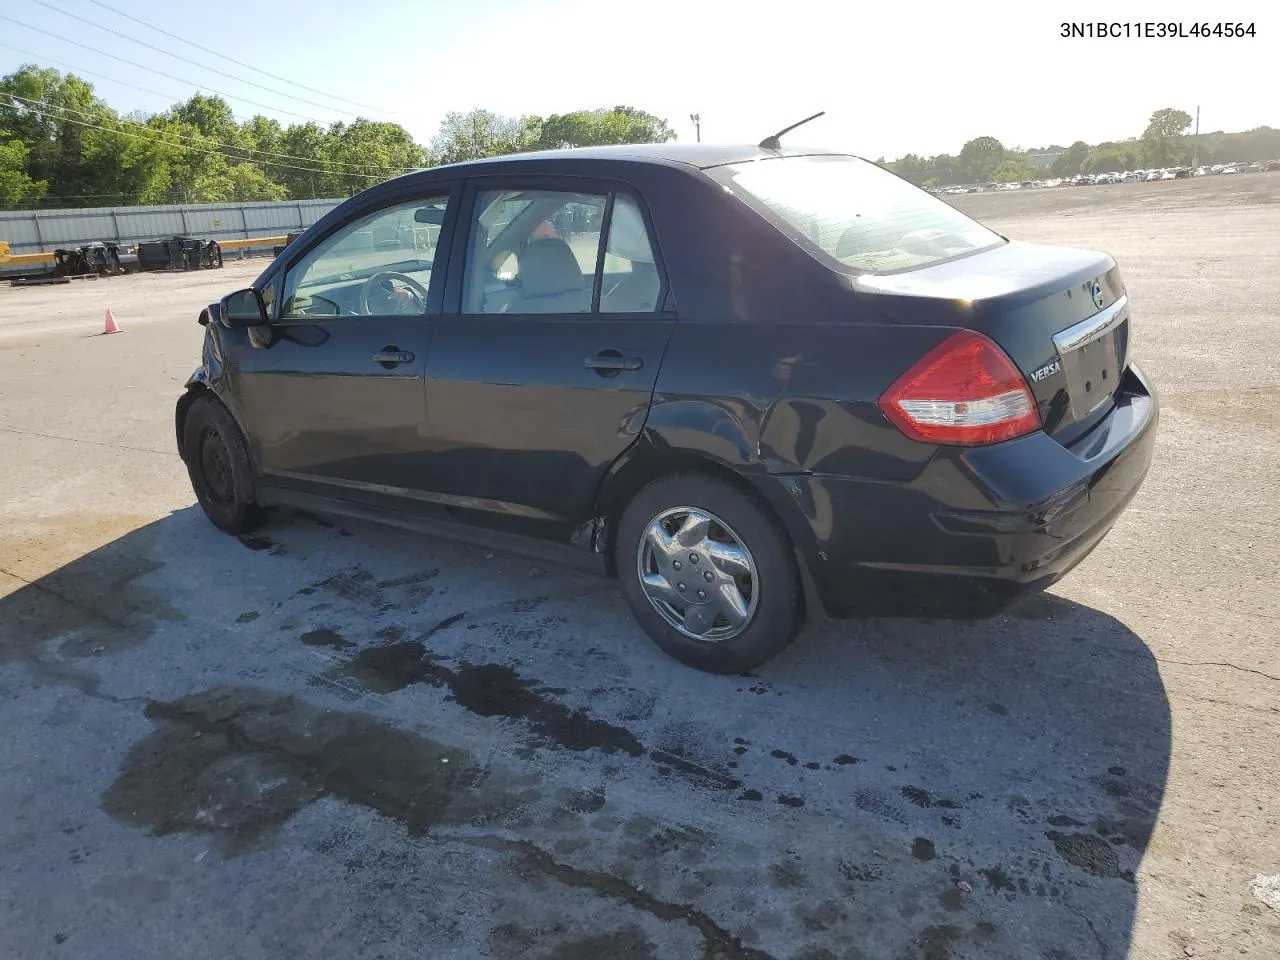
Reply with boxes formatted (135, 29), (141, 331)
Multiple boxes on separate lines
(616, 473), (804, 673)
(182, 394), (264, 534)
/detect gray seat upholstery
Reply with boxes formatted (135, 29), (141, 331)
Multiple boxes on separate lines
(510, 238), (589, 314)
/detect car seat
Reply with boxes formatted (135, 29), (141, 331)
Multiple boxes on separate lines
(509, 237), (589, 314)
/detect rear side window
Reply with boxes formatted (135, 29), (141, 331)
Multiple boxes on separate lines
(462, 188), (662, 315)
(712, 155), (1003, 274)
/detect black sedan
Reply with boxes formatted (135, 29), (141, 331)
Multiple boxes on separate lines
(177, 141), (1158, 673)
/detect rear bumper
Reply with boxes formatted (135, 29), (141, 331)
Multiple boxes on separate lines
(762, 362), (1159, 618)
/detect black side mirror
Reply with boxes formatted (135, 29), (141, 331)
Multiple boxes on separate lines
(220, 288), (269, 328)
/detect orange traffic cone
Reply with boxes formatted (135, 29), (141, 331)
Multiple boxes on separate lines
(104, 309), (120, 334)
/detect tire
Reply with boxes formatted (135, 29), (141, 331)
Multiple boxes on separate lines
(182, 394), (264, 535)
(615, 472), (804, 673)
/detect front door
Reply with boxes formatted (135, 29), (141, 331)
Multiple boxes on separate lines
(230, 190), (455, 494)
(421, 181), (675, 532)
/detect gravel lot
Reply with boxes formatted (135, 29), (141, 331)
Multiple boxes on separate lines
(1, 175), (1277, 960)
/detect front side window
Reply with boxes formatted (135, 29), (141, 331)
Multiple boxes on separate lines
(462, 188), (661, 315)
(710, 155), (1004, 274)
(281, 194), (449, 318)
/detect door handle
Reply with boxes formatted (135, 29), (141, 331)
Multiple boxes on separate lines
(585, 350), (642, 373)
(373, 347), (415, 367)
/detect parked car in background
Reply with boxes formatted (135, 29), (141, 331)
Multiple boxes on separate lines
(1265, 159), (1280, 172)
(177, 142), (1159, 673)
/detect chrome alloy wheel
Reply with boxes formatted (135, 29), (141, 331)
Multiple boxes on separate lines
(635, 506), (759, 642)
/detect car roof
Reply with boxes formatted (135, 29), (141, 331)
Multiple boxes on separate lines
(424, 142), (853, 174)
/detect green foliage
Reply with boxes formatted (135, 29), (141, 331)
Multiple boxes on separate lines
(992, 157), (1035, 183)
(3, 67), (1276, 213)
(1051, 141), (1091, 177)
(1081, 142), (1138, 175)
(888, 152), (929, 184)
(530, 106), (675, 149)
(430, 109), (533, 165)
(1, 65), (682, 209)
(959, 136), (1006, 181)
(1140, 108), (1192, 167)
(0, 139), (46, 206)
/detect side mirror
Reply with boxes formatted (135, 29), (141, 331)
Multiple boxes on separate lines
(220, 288), (269, 328)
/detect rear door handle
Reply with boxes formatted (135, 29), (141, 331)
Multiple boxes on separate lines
(585, 351), (642, 372)
(373, 347), (415, 367)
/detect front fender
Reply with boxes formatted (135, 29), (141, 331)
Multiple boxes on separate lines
(175, 367), (209, 462)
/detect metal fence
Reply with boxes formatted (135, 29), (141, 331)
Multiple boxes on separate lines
(0, 198), (345, 254)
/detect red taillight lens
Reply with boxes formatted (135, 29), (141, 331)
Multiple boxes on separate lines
(878, 330), (1041, 445)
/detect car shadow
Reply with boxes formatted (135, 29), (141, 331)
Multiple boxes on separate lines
(0, 507), (1169, 960)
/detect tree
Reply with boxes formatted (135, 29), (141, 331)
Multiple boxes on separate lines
(1082, 143), (1138, 175)
(889, 152), (929, 184)
(927, 153), (961, 186)
(1051, 141), (1090, 177)
(532, 106), (674, 149)
(1141, 108), (1192, 167)
(328, 118), (425, 195)
(992, 157), (1035, 182)
(431, 109), (532, 165)
(0, 139), (46, 206)
(958, 136), (1005, 181)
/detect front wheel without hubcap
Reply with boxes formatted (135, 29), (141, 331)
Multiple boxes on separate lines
(182, 394), (264, 535)
(617, 474), (804, 673)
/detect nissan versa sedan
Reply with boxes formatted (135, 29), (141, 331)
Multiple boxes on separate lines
(177, 142), (1158, 674)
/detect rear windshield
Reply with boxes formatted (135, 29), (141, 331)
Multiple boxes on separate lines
(710, 154), (1004, 273)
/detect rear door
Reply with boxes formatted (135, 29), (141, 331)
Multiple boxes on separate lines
(420, 177), (675, 532)
(230, 188), (457, 493)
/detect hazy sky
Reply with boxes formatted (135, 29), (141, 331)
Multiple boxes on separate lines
(2, 0), (1274, 159)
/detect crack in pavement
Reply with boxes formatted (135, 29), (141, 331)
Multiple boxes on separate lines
(451, 832), (776, 960)
(1065, 902), (1111, 960)
(1156, 658), (1280, 683)
(0, 426), (175, 458)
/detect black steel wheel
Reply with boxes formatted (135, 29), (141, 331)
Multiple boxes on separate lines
(182, 395), (264, 534)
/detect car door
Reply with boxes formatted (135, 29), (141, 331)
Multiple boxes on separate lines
(229, 188), (457, 495)
(421, 178), (675, 532)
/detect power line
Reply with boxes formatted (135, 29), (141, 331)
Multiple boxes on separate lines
(0, 42), (358, 134)
(86, 0), (395, 116)
(1, 41), (184, 105)
(26, 0), (379, 119)
(0, 15), (326, 122)
(1, 93), (400, 179)
(3, 91), (418, 173)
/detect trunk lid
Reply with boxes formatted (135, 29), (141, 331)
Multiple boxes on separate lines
(854, 240), (1130, 443)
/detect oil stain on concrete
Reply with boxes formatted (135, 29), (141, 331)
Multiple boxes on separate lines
(101, 685), (519, 853)
(338, 638), (644, 757)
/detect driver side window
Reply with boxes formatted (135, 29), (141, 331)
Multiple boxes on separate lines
(280, 194), (449, 319)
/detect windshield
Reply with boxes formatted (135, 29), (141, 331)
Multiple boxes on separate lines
(711, 154), (1004, 273)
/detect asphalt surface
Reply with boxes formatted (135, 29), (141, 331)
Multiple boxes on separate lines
(1, 175), (1277, 960)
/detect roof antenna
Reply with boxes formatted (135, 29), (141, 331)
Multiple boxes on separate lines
(759, 111), (826, 151)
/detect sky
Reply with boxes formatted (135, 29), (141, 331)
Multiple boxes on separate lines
(1, 0), (1275, 160)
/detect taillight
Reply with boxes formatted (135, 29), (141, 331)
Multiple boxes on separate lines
(878, 330), (1041, 445)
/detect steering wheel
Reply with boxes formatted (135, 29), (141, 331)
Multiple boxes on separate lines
(359, 271), (428, 315)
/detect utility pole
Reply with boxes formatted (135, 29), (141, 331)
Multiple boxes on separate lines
(1191, 105), (1200, 169)
(689, 113), (701, 143)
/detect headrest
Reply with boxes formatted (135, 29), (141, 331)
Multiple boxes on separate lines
(519, 238), (584, 297)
